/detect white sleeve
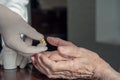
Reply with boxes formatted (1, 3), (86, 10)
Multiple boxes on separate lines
(0, 0), (29, 22)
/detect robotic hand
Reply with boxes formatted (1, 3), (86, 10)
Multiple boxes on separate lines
(0, 4), (47, 55)
(0, 36), (46, 69)
(0, 4), (47, 69)
(0, 46), (30, 69)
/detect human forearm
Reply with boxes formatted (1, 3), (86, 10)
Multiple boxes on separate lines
(93, 59), (120, 80)
(31, 37), (120, 80)
(98, 67), (120, 80)
(75, 48), (120, 80)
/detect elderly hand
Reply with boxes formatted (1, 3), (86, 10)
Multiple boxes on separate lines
(31, 37), (120, 80)
(31, 37), (93, 79)
(31, 51), (93, 79)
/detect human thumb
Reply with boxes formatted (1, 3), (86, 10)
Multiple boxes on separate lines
(58, 46), (80, 58)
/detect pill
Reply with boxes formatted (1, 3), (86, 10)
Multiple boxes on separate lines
(39, 38), (46, 44)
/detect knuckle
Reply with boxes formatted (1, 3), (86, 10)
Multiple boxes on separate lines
(67, 41), (73, 45)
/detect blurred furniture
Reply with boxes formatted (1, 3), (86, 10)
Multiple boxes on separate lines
(31, 8), (67, 39)
(30, 0), (67, 39)
(31, 3), (67, 50)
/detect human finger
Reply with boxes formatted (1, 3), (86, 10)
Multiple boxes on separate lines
(40, 54), (93, 79)
(58, 46), (81, 58)
(47, 37), (76, 47)
(41, 51), (68, 61)
(31, 55), (47, 75)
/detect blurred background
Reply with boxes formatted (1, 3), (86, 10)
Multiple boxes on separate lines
(0, 0), (120, 72)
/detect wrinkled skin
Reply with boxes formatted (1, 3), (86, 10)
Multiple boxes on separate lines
(31, 37), (120, 80)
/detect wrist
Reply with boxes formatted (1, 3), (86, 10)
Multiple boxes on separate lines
(94, 61), (120, 80)
(100, 68), (120, 80)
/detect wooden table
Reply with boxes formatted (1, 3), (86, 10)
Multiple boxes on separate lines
(0, 65), (91, 80)
(0, 64), (61, 80)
